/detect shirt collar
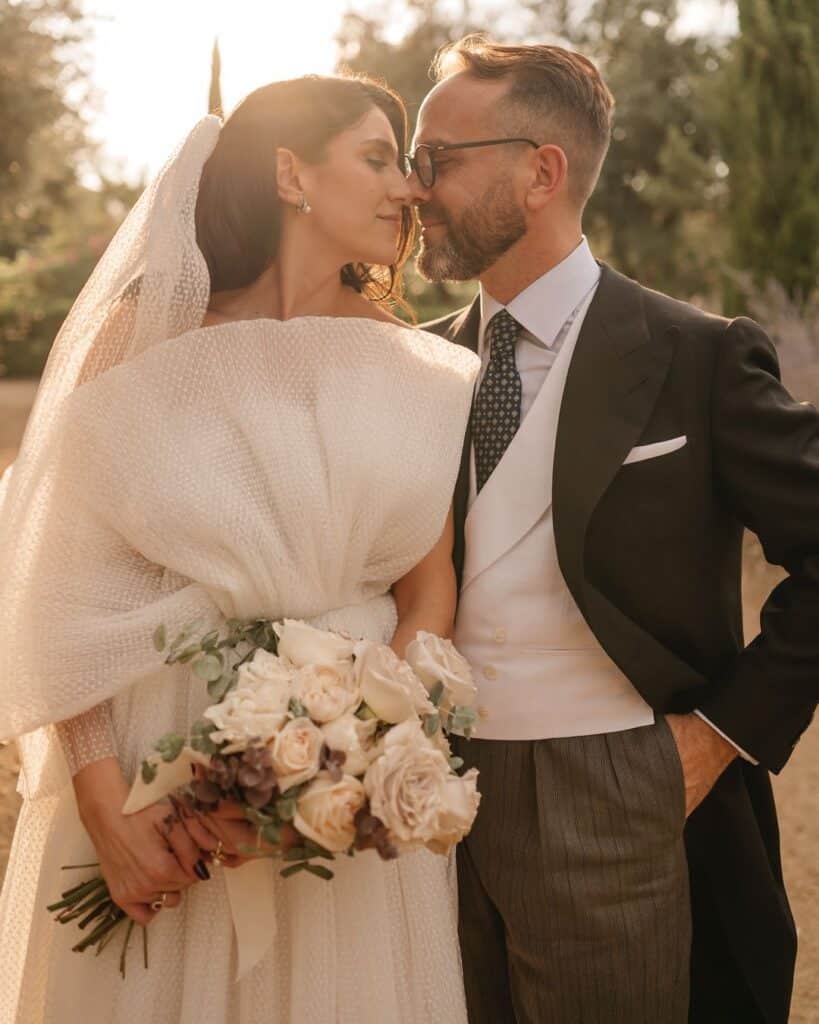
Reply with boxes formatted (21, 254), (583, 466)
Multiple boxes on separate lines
(478, 237), (600, 355)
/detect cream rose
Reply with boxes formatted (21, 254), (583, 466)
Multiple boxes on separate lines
(355, 642), (434, 724)
(271, 717), (324, 791)
(294, 662), (359, 723)
(424, 769), (481, 855)
(203, 687), (288, 750)
(294, 772), (366, 853)
(321, 713), (379, 776)
(363, 720), (456, 850)
(275, 619), (355, 668)
(236, 649), (294, 700)
(404, 632), (476, 710)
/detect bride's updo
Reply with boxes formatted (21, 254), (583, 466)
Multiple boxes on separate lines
(195, 74), (414, 303)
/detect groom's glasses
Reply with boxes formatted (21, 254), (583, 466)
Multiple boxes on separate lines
(404, 138), (540, 188)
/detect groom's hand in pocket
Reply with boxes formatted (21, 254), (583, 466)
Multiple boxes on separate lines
(665, 713), (737, 817)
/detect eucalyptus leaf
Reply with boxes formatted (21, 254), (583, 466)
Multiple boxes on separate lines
(449, 756), (464, 771)
(152, 624), (167, 653)
(181, 644), (207, 664)
(141, 760), (158, 784)
(276, 797), (297, 822)
(262, 823), (282, 846)
(190, 719), (219, 755)
(207, 672), (236, 701)
(244, 807), (273, 826)
(423, 713), (440, 738)
(288, 698), (307, 719)
(200, 630), (220, 651)
(280, 862), (307, 878)
(304, 863), (334, 881)
(355, 703), (377, 721)
(154, 733), (184, 763)
(194, 653), (224, 682)
(428, 681), (445, 707)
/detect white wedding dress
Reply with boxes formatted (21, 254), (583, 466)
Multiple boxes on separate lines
(0, 314), (479, 1022)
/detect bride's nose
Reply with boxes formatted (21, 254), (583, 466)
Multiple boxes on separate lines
(387, 168), (412, 204)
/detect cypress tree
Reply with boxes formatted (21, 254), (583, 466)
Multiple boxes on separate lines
(208, 37), (223, 118)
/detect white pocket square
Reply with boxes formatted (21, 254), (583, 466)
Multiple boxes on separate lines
(622, 435), (687, 465)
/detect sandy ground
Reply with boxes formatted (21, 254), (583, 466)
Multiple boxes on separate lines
(0, 378), (816, 1020)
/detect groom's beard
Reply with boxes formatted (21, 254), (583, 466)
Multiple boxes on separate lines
(416, 179), (526, 282)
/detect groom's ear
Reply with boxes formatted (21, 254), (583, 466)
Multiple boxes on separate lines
(525, 144), (569, 212)
(276, 148), (304, 206)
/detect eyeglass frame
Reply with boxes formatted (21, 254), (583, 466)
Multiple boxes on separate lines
(404, 137), (541, 188)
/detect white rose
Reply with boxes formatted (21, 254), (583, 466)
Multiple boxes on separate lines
(321, 713), (379, 777)
(363, 721), (455, 850)
(404, 632), (477, 710)
(424, 769), (481, 855)
(275, 619), (355, 668)
(203, 687), (288, 750)
(294, 662), (359, 723)
(271, 717), (324, 791)
(354, 642), (434, 724)
(236, 649), (294, 700)
(294, 772), (366, 853)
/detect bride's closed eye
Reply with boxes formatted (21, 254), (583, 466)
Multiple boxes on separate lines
(366, 157), (388, 170)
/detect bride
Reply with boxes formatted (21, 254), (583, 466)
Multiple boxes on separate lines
(0, 74), (479, 1022)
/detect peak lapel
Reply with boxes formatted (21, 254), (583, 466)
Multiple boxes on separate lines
(552, 265), (675, 612)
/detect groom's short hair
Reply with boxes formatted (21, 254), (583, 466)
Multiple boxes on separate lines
(432, 36), (614, 209)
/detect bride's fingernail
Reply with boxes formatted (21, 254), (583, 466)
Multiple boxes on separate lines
(194, 859), (211, 881)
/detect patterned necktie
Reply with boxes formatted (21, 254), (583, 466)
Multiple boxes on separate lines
(473, 309), (522, 492)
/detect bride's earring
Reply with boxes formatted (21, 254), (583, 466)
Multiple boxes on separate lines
(297, 192), (312, 215)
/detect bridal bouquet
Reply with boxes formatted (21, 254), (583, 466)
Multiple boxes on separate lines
(48, 616), (480, 972)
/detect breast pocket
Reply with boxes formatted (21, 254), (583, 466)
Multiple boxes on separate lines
(622, 435), (687, 466)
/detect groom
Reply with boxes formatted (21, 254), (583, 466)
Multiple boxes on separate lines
(411, 37), (818, 1024)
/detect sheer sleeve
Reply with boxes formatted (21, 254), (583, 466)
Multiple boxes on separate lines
(54, 701), (117, 776)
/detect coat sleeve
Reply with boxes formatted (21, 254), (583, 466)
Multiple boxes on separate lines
(697, 316), (819, 771)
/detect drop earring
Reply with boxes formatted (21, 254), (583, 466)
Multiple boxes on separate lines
(297, 192), (312, 214)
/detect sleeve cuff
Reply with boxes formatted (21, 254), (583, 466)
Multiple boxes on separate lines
(693, 709), (759, 765)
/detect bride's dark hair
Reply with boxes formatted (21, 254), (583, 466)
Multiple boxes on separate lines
(195, 73), (414, 304)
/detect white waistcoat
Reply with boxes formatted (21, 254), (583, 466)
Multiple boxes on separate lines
(454, 294), (654, 740)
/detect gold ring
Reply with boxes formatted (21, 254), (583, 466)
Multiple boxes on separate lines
(211, 839), (226, 864)
(150, 892), (168, 912)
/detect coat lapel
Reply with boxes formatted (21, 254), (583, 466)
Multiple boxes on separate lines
(552, 264), (706, 699)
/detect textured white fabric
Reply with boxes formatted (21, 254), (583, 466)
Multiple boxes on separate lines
(54, 703), (117, 776)
(0, 116), (480, 1023)
(0, 316), (478, 1023)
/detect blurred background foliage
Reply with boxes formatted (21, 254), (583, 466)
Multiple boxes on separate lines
(0, 0), (817, 377)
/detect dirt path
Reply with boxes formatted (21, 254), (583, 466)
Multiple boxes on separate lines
(0, 379), (816, 1020)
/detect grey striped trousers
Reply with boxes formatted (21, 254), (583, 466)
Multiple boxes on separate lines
(454, 718), (691, 1023)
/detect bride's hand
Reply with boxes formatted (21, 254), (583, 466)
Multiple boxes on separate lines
(178, 799), (299, 867)
(73, 758), (207, 925)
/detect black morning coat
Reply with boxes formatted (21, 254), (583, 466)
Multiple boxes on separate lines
(426, 263), (818, 1024)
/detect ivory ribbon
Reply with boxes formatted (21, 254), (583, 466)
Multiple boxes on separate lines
(123, 747), (277, 980)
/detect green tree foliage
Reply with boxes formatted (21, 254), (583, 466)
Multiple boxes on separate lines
(0, 0), (139, 377)
(529, 0), (729, 299)
(721, 0), (819, 309)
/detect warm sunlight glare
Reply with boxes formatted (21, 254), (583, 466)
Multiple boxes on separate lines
(86, 0), (351, 181)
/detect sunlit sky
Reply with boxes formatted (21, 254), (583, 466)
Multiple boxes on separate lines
(82, 0), (737, 184)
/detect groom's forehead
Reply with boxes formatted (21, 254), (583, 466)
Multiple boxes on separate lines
(414, 74), (508, 143)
